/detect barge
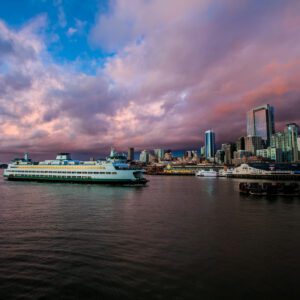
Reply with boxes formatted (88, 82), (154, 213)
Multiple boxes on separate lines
(239, 182), (300, 196)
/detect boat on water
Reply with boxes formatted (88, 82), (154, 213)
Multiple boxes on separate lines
(196, 169), (218, 177)
(218, 168), (234, 177)
(3, 150), (148, 185)
(239, 182), (300, 196)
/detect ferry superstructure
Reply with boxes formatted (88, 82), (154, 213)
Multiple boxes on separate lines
(3, 150), (147, 185)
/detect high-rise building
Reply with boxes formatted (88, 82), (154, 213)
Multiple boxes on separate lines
(245, 136), (263, 155)
(128, 147), (134, 161)
(205, 130), (216, 159)
(284, 123), (299, 162)
(139, 150), (149, 164)
(247, 104), (275, 146)
(221, 143), (235, 165)
(200, 146), (205, 157)
(271, 124), (299, 162)
(154, 149), (165, 161)
(271, 132), (285, 150)
(236, 136), (245, 151)
(215, 150), (225, 164)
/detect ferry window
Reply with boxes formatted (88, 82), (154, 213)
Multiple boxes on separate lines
(112, 172), (117, 174)
(100, 172), (105, 174)
(106, 172), (111, 174)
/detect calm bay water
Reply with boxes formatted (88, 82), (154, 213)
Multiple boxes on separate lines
(0, 170), (300, 299)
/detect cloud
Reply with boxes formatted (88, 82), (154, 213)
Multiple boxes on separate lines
(53, 0), (67, 28)
(1, 0), (300, 161)
(66, 27), (77, 37)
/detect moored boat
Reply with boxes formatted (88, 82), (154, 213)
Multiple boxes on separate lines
(239, 182), (300, 196)
(196, 169), (218, 177)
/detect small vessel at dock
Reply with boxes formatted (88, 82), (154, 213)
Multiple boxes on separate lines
(239, 182), (300, 196)
(196, 169), (218, 177)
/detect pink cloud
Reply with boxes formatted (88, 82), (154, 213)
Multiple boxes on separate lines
(1, 0), (300, 161)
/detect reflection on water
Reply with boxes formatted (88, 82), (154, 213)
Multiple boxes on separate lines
(0, 171), (300, 299)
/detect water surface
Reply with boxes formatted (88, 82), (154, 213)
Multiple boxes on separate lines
(0, 171), (300, 299)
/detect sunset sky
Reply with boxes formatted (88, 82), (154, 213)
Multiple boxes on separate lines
(0, 0), (300, 160)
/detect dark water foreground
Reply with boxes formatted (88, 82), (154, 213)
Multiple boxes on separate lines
(0, 171), (300, 299)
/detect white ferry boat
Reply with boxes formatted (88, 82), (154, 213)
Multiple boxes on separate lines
(196, 169), (218, 177)
(3, 150), (147, 185)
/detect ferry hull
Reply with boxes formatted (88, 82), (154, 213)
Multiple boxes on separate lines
(5, 175), (148, 185)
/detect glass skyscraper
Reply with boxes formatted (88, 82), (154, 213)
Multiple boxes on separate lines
(205, 130), (216, 159)
(285, 123), (299, 162)
(247, 104), (275, 146)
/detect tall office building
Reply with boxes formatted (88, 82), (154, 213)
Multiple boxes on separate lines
(139, 150), (149, 163)
(128, 147), (134, 161)
(154, 149), (165, 161)
(205, 130), (216, 159)
(200, 146), (205, 157)
(245, 136), (263, 155)
(284, 123), (299, 162)
(221, 143), (235, 165)
(236, 136), (245, 151)
(247, 104), (275, 146)
(271, 123), (299, 162)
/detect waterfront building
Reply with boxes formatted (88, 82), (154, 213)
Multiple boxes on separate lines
(247, 104), (275, 146)
(164, 151), (173, 161)
(149, 153), (157, 163)
(185, 151), (193, 159)
(215, 150), (225, 164)
(154, 149), (165, 161)
(221, 143), (235, 165)
(205, 130), (216, 160)
(128, 147), (134, 161)
(232, 150), (255, 165)
(256, 149), (269, 159)
(185, 150), (198, 160)
(234, 150), (252, 159)
(139, 150), (149, 164)
(245, 136), (263, 155)
(236, 136), (245, 151)
(270, 147), (283, 162)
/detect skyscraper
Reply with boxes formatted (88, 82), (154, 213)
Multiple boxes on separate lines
(245, 136), (263, 155)
(247, 104), (275, 146)
(139, 150), (149, 163)
(205, 130), (215, 160)
(154, 149), (165, 161)
(284, 123), (299, 162)
(128, 147), (134, 161)
(236, 136), (245, 151)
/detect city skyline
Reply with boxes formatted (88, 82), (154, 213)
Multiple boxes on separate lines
(1, 0), (300, 161)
